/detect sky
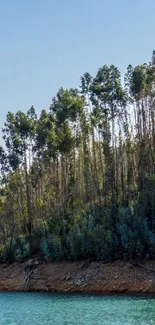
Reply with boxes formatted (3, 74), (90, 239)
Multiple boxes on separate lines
(0, 0), (155, 131)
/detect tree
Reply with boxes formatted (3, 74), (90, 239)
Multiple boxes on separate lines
(0, 53), (155, 262)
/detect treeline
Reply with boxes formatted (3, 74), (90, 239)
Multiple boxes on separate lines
(0, 53), (155, 262)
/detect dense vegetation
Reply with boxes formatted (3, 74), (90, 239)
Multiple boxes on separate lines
(1, 53), (155, 263)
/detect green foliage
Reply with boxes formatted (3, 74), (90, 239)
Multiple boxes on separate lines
(14, 237), (30, 260)
(32, 220), (49, 237)
(0, 236), (30, 262)
(117, 208), (155, 258)
(1, 54), (155, 263)
(40, 234), (62, 262)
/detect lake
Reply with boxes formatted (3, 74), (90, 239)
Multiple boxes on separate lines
(0, 293), (155, 325)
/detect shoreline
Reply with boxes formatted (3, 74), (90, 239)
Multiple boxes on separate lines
(1, 290), (155, 298)
(0, 260), (155, 294)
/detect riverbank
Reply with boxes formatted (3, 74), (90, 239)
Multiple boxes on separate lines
(0, 260), (155, 293)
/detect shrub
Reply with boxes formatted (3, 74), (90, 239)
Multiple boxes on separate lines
(14, 236), (30, 260)
(40, 234), (62, 262)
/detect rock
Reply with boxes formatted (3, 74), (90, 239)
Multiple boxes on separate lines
(66, 274), (71, 281)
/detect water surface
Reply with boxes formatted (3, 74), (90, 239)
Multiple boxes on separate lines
(0, 292), (155, 325)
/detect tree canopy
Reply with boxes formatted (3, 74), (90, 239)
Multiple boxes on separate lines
(1, 53), (155, 262)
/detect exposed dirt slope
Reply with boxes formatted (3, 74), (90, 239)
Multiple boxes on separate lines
(0, 260), (155, 293)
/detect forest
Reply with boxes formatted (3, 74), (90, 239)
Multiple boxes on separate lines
(0, 53), (155, 263)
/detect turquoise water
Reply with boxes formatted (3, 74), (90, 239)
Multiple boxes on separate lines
(0, 293), (155, 325)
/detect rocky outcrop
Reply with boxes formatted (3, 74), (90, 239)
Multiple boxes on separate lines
(0, 260), (155, 293)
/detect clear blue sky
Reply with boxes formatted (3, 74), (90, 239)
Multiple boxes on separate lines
(0, 0), (155, 129)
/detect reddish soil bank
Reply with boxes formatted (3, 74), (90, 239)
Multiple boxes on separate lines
(0, 260), (155, 294)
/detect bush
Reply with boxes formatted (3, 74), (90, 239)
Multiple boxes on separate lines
(14, 236), (30, 260)
(32, 220), (49, 237)
(4, 200), (155, 264)
(64, 213), (116, 261)
(66, 224), (86, 260)
(117, 207), (155, 258)
(40, 234), (62, 262)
